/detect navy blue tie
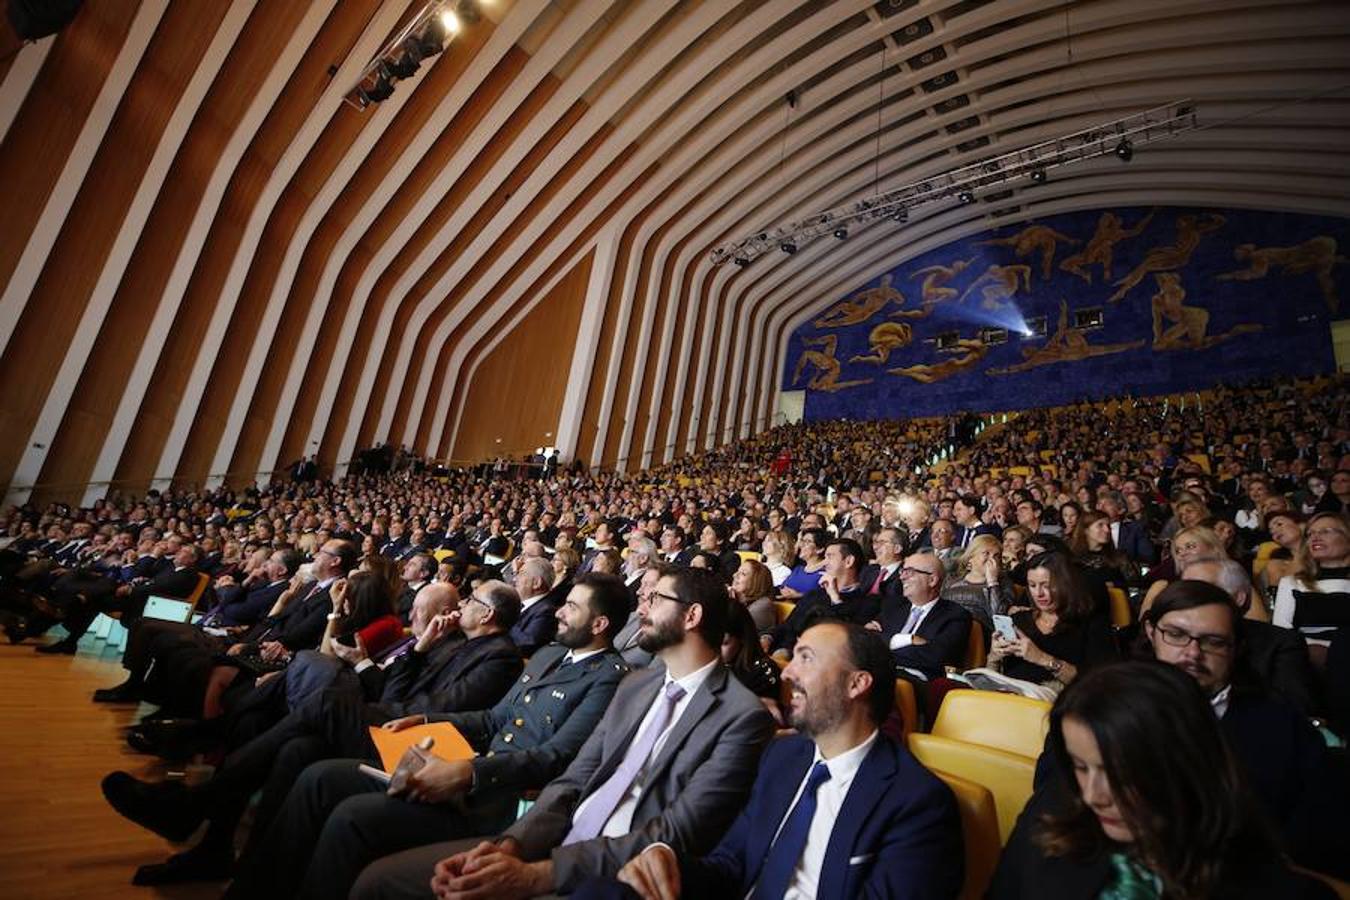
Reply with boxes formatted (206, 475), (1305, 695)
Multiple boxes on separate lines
(753, 761), (831, 900)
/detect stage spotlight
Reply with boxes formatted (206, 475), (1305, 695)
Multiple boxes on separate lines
(833, 228), (848, 240)
(733, 256), (750, 267)
(440, 8), (461, 32)
(1114, 139), (1133, 162)
(780, 242), (797, 255)
(387, 51), (420, 79)
(958, 190), (975, 204)
(1029, 168), (1046, 183)
(457, 0), (482, 24)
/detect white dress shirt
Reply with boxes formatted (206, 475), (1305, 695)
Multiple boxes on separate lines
(519, 593), (548, 614)
(770, 730), (880, 900)
(574, 656), (719, 838)
(889, 599), (937, 650)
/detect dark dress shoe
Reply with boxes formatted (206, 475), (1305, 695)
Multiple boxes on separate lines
(101, 771), (204, 842)
(0, 613), (26, 643)
(34, 639), (77, 655)
(92, 681), (142, 703)
(132, 846), (234, 886)
(127, 719), (208, 758)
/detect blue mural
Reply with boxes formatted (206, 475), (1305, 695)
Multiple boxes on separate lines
(783, 207), (1348, 420)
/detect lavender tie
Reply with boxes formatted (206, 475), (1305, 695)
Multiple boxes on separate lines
(563, 680), (687, 844)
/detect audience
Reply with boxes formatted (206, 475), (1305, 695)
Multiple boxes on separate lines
(1, 371), (1346, 897)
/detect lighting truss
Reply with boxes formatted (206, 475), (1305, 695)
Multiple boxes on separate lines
(710, 99), (1198, 266)
(344, 0), (479, 110)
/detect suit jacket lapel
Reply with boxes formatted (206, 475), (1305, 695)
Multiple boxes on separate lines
(817, 738), (897, 899)
(646, 664), (726, 781)
(744, 740), (816, 890)
(589, 668), (664, 791)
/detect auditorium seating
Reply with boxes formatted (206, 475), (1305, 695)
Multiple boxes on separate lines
(932, 769), (1002, 900)
(929, 691), (1050, 760)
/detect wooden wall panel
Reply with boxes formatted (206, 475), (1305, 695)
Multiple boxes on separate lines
(342, 52), (549, 456)
(277, 21), (498, 470)
(0, 1), (138, 298)
(598, 217), (664, 470)
(439, 148), (655, 460)
(24, 1), (234, 507)
(652, 248), (701, 465)
(575, 224), (633, 469)
(112, 2), (357, 492)
(175, 2), (386, 488)
(383, 96), (586, 449)
(450, 248), (593, 460)
(0, 1), (227, 501)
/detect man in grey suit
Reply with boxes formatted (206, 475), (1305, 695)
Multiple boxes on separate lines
(351, 567), (776, 899)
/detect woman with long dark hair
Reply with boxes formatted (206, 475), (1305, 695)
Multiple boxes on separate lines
(319, 570), (403, 660)
(988, 552), (1116, 689)
(991, 662), (1332, 899)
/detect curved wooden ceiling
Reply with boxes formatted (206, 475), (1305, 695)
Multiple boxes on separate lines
(1, 0), (1347, 507)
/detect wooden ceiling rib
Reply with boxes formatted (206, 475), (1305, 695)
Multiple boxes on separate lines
(0, 0), (1347, 504)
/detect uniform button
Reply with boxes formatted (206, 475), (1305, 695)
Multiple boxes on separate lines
(503, 733), (514, 743)
(525, 694), (532, 703)
(514, 718), (524, 727)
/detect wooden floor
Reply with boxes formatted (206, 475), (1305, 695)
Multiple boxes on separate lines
(0, 634), (222, 900)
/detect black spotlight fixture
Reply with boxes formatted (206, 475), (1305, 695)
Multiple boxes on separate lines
(1029, 168), (1047, 184)
(958, 190), (975, 204)
(890, 208), (908, 223)
(833, 228), (848, 240)
(780, 242), (797, 255)
(416, 17), (448, 58)
(387, 51), (420, 79)
(359, 65), (396, 104)
(733, 256), (750, 267)
(1114, 139), (1133, 162)
(457, 0), (482, 24)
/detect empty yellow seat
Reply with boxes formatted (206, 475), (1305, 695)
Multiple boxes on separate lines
(932, 769), (1001, 900)
(931, 690), (1050, 759)
(908, 732), (1036, 843)
(1107, 586), (1132, 627)
(962, 621), (987, 670)
(432, 549), (456, 562)
(773, 601), (795, 625)
(736, 550), (764, 563)
(1252, 541), (1280, 579)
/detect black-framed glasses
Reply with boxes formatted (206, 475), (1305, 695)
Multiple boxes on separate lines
(900, 566), (935, 577)
(647, 590), (692, 606)
(1155, 624), (1233, 654)
(463, 594), (492, 611)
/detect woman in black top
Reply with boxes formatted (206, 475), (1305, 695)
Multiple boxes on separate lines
(721, 602), (782, 721)
(990, 551), (1116, 686)
(991, 662), (1333, 900)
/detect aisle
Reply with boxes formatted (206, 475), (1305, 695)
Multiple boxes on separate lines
(0, 636), (222, 900)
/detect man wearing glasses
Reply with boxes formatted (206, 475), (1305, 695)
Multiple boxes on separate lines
(101, 580), (524, 885)
(1141, 579), (1342, 875)
(352, 567), (776, 899)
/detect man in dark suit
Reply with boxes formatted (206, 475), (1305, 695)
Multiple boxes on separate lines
(348, 567), (776, 899)
(34, 543), (204, 655)
(879, 551), (972, 682)
(858, 527), (905, 601)
(1098, 492), (1155, 563)
(1182, 557), (1318, 715)
(1141, 580), (1346, 876)
(395, 553), (436, 624)
(582, 621), (964, 900)
(953, 494), (999, 550)
(509, 556), (562, 655)
(769, 538), (879, 656)
(101, 579), (525, 885)
(91, 549), (302, 704)
(224, 573), (635, 900)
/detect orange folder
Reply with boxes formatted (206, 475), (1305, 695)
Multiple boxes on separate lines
(368, 722), (476, 773)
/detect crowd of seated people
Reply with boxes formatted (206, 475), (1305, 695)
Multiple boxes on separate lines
(0, 371), (1345, 897)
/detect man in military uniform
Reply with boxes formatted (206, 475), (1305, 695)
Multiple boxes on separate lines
(220, 572), (634, 900)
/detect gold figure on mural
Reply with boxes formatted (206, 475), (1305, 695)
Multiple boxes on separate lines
(813, 274), (906, 328)
(978, 224), (1080, 280)
(888, 339), (989, 384)
(1151, 273), (1263, 351)
(959, 264), (1033, 310)
(1107, 212), (1226, 303)
(850, 322), (913, 365)
(987, 300), (1145, 375)
(792, 335), (874, 392)
(910, 258), (975, 308)
(1059, 210), (1156, 283)
(1216, 236), (1345, 313)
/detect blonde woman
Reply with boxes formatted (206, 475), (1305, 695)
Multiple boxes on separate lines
(760, 530), (793, 586)
(1139, 525), (1227, 615)
(941, 534), (1014, 640)
(1273, 511), (1350, 668)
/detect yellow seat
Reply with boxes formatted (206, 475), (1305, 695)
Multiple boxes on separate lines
(1107, 586), (1132, 628)
(432, 549), (456, 563)
(962, 621), (987, 670)
(736, 550), (764, 563)
(908, 732), (1036, 843)
(1252, 541), (1279, 580)
(931, 691), (1050, 759)
(931, 769), (1001, 900)
(1185, 453), (1212, 474)
(773, 601), (795, 625)
(894, 679), (917, 741)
